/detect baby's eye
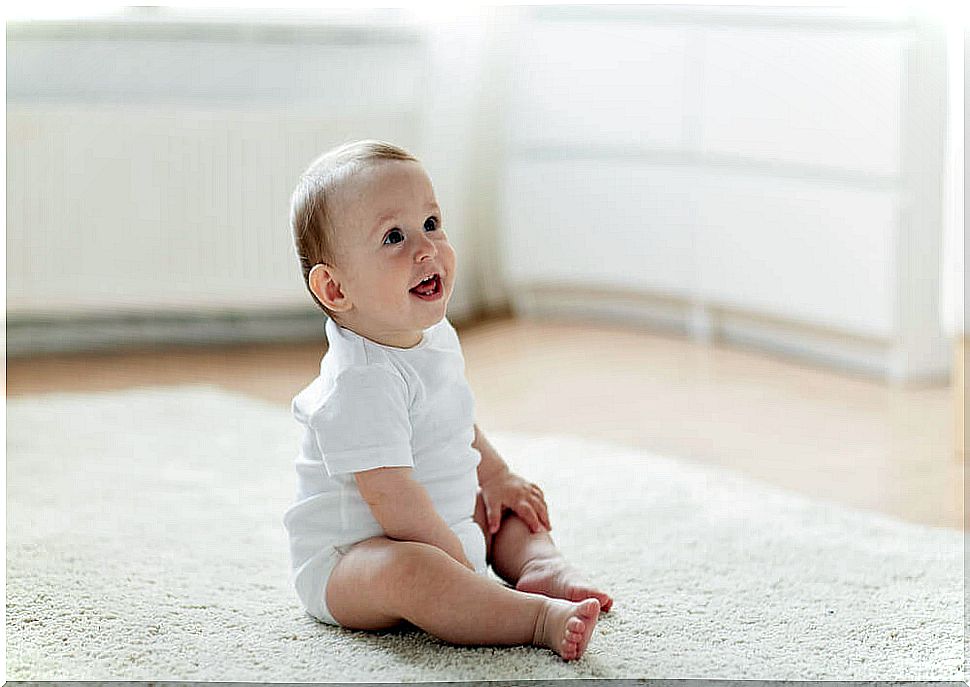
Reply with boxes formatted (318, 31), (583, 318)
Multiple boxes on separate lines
(383, 229), (404, 245)
(382, 218), (438, 245)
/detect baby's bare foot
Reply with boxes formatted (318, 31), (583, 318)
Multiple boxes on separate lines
(533, 598), (601, 661)
(516, 558), (613, 612)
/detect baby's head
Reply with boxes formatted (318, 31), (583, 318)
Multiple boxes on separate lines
(290, 140), (456, 349)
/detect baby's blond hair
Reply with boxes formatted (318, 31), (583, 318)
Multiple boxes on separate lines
(290, 139), (421, 315)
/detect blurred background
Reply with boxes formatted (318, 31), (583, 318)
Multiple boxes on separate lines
(6, 2), (966, 528)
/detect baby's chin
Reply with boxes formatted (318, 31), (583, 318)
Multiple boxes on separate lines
(415, 309), (447, 329)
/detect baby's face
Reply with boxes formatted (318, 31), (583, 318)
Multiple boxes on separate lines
(320, 160), (456, 348)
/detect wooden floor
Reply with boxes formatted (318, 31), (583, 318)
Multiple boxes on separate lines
(7, 314), (963, 530)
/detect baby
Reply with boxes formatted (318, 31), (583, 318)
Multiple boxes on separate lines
(283, 140), (613, 661)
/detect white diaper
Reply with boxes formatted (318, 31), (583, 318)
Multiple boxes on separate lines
(306, 517), (488, 626)
(451, 516), (488, 577)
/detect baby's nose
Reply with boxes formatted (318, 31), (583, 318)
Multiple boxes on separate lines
(415, 234), (437, 259)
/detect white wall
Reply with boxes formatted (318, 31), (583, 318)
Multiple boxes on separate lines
(497, 5), (953, 383)
(941, 25), (965, 339)
(6, 7), (962, 377)
(6, 10), (494, 324)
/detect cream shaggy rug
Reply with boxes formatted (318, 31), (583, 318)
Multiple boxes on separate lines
(6, 386), (963, 681)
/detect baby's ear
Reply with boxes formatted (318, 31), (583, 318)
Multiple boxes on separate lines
(308, 263), (351, 312)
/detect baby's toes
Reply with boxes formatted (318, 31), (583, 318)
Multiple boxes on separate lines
(561, 617), (588, 661)
(577, 598), (601, 623)
(566, 617), (586, 638)
(565, 630), (585, 649)
(584, 588), (612, 613)
(566, 583), (610, 610)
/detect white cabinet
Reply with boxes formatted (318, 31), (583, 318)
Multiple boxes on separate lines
(499, 7), (948, 383)
(694, 174), (897, 338)
(701, 27), (904, 175)
(502, 161), (696, 297)
(509, 23), (688, 149)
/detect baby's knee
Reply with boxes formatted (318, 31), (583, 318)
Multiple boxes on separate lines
(383, 540), (451, 584)
(332, 538), (441, 596)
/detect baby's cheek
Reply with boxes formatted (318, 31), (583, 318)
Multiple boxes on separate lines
(444, 245), (458, 273)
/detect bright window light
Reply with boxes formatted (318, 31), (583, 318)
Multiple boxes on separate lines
(7, 0), (967, 25)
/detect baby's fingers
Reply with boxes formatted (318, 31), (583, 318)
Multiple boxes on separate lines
(516, 501), (546, 533)
(529, 486), (552, 531)
(483, 495), (503, 534)
(536, 499), (552, 531)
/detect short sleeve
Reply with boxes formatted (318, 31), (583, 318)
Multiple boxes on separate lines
(309, 365), (413, 477)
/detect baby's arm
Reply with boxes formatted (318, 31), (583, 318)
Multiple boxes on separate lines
(474, 424), (521, 485)
(355, 466), (474, 570)
(473, 424), (551, 535)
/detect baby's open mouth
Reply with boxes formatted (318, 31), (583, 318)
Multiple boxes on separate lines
(409, 273), (442, 300)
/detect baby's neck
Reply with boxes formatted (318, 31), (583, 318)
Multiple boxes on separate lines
(336, 317), (423, 349)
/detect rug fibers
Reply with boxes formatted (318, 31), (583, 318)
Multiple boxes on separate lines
(5, 386), (962, 681)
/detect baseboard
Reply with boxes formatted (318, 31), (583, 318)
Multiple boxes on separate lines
(5, 298), (506, 357)
(6, 308), (329, 357)
(7, 296), (955, 391)
(512, 285), (952, 386)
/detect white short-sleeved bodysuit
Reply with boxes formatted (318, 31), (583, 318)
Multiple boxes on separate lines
(283, 315), (485, 624)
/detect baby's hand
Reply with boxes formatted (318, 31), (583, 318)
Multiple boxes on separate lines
(479, 470), (551, 535)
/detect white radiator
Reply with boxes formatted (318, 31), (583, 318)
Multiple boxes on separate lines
(7, 104), (422, 316)
(6, 18), (432, 318)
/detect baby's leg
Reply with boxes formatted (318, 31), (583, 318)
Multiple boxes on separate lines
(474, 496), (613, 613)
(325, 536), (600, 661)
